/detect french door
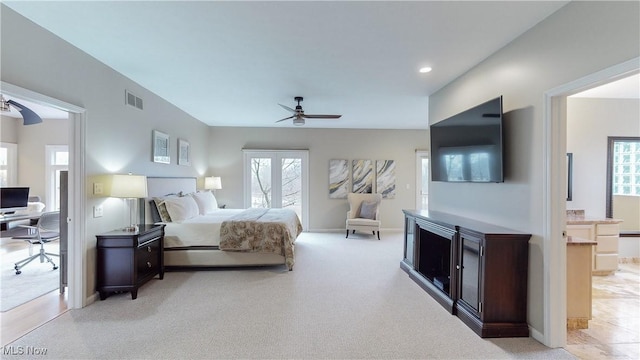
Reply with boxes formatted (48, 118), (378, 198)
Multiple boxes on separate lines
(416, 150), (429, 210)
(242, 150), (309, 230)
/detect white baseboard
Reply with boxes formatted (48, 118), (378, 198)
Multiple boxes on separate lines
(305, 228), (403, 233)
(529, 326), (545, 345)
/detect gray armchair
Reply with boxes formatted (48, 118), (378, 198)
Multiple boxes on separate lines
(12, 211), (60, 274)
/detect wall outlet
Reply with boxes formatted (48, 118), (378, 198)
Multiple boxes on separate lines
(94, 182), (104, 195)
(93, 205), (103, 218)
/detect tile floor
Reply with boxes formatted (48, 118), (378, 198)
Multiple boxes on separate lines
(566, 262), (640, 359)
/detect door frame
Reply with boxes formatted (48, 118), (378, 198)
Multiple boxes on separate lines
(242, 149), (309, 230)
(542, 58), (639, 347)
(1, 81), (86, 309)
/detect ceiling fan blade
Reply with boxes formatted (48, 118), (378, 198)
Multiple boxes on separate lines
(279, 104), (297, 114)
(302, 114), (342, 119)
(275, 115), (295, 123)
(7, 99), (43, 125)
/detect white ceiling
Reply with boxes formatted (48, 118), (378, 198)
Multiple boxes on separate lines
(3, 1), (576, 129)
(571, 73), (640, 99)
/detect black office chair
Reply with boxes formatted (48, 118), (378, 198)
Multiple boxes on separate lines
(12, 211), (60, 274)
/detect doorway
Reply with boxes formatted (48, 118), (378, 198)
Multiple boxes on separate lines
(1, 81), (86, 310)
(544, 59), (639, 348)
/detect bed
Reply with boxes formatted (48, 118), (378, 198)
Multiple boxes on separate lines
(145, 177), (302, 271)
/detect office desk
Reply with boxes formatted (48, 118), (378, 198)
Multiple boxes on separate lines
(0, 212), (41, 231)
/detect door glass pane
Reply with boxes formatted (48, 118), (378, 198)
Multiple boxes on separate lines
(250, 158), (271, 208)
(281, 157), (302, 219)
(421, 158), (429, 210)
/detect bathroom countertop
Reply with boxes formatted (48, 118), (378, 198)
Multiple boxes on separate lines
(566, 217), (623, 225)
(566, 236), (597, 245)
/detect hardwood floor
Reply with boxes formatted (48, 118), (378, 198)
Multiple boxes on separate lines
(0, 290), (67, 347)
(566, 262), (640, 359)
(0, 236), (68, 347)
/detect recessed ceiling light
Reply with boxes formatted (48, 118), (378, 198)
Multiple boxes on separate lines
(419, 67), (432, 73)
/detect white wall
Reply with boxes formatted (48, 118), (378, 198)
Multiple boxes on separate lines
(428, 1), (639, 339)
(16, 117), (69, 205)
(567, 98), (640, 218)
(209, 127), (428, 230)
(1, 5), (211, 299)
(0, 115), (68, 204)
(0, 115), (20, 143)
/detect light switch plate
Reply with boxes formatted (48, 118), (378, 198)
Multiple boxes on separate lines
(94, 183), (103, 195)
(93, 205), (103, 218)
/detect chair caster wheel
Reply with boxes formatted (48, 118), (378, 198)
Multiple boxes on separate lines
(15, 270), (21, 275)
(53, 266), (58, 270)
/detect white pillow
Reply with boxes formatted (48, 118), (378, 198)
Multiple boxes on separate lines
(164, 195), (199, 222)
(191, 191), (218, 215)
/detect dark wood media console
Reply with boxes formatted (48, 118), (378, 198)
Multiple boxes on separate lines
(401, 210), (531, 338)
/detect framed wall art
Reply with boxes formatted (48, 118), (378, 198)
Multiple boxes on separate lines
(352, 159), (373, 193)
(178, 138), (191, 166)
(376, 160), (396, 198)
(329, 159), (349, 199)
(152, 130), (170, 164)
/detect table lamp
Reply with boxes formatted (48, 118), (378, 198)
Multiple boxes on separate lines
(204, 176), (222, 194)
(110, 174), (148, 231)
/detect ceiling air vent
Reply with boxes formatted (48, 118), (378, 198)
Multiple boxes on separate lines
(125, 90), (143, 110)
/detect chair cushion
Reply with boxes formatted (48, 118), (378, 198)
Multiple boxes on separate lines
(347, 218), (380, 227)
(358, 200), (378, 220)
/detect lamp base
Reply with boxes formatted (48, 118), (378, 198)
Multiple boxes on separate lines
(123, 225), (139, 232)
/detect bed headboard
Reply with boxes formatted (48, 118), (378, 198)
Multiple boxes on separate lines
(144, 177), (197, 223)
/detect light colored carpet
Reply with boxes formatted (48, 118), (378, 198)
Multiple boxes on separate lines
(0, 241), (60, 312)
(4, 232), (575, 359)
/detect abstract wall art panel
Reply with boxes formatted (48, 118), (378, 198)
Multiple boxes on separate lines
(376, 160), (396, 198)
(329, 159), (349, 199)
(352, 159), (373, 193)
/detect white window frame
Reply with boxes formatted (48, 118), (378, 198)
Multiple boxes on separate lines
(45, 145), (69, 211)
(242, 149), (309, 230)
(415, 150), (429, 210)
(0, 142), (18, 186)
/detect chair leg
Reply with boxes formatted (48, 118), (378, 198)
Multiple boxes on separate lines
(346, 230), (350, 238)
(14, 246), (59, 274)
(377, 231), (380, 240)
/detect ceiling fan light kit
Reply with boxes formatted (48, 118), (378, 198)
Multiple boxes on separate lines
(276, 96), (342, 126)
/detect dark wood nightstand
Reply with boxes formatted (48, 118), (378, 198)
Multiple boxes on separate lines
(96, 224), (165, 300)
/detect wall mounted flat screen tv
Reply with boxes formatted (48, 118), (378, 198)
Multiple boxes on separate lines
(430, 96), (504, 183)
(0, 187), (30, 214)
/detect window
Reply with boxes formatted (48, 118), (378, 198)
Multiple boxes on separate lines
(46, 145), (69, 211)
(0, 142), (18, 186)
(612, 140), (640, 196)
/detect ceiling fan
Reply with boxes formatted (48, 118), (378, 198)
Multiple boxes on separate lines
(276, 96), (341, 126)
(0, 95), (43, 125)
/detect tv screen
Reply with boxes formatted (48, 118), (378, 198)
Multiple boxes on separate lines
(430, 96), (503, 183)
(0, 187), (30, 214)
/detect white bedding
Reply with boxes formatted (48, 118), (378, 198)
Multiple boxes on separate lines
(162, 209), (244, 248)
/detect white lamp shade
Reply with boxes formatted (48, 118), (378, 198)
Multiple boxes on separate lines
(204, 176), (222, 190)
(110, 174), (148, 198)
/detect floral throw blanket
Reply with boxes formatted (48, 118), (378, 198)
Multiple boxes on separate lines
(219, 208), (302, 270)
